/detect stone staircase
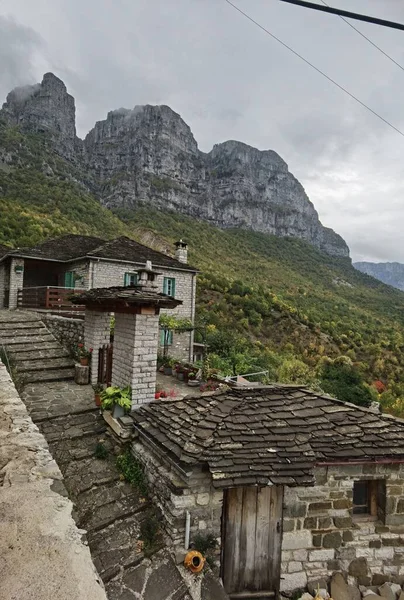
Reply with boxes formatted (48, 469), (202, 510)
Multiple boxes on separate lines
(0, 311), (75, 383)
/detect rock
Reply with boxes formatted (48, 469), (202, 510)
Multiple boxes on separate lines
(349, 558), (369, 583)
(201, 570), (228, 600)
(379, 583), (400, 600)
(0, 73), (350, 259)
(347, 585), (361, 600)
(389, 585), (402, 599)
(331, 572), (350, 600)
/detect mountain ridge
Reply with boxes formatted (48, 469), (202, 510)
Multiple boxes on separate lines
(354, 261), (404, 291)
(1, 72), (349, 258)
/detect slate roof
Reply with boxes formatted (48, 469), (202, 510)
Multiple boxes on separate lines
(5, 234), (105, 261)
(3, 234), (197, 271)
(71, 286), (181, 309)
(133, 385), (404, 488)
(0, 244), (12, 259)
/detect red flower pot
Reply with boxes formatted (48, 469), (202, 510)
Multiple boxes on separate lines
(155, 392), (161, 399)
(94, 394), (101, 407)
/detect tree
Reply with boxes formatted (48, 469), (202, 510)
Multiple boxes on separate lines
(319, 358), (374, 407)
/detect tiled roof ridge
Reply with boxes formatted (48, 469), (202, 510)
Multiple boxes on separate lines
(86, 235), (174, 262)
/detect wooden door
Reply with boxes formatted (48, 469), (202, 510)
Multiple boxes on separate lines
(221, 486), (283, 599)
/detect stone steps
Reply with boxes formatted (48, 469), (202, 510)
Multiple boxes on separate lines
(2, 326), (49, 337)
(0, 334), (55, 346)
(22, 367), (75, 383)
(16, 356), (75, 373)
(10, 347), (70, 361)
(6, 341), (62, 354)
(0, 320), (43, 330)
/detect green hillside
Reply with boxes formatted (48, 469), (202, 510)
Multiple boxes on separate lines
(1, 122), (404, 414)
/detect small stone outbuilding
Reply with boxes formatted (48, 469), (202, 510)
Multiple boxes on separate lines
(130, 385), (404, 599)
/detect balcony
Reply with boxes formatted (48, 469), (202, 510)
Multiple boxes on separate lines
(17, 287), (86, 311)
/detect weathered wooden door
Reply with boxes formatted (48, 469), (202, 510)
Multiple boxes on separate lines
(221, 486), (283, 599)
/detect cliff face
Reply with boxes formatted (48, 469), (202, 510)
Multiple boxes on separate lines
(0, 73), (349, 258)
(354, 262), (404, 291)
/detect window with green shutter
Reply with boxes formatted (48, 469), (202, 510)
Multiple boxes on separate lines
(160, 329), (173, 346)
(64, 271), (75, 289)
(124, 272), (138, 286)
(163, 277), (176, 297)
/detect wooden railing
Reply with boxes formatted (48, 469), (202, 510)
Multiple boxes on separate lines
(17, 287), (86, 311)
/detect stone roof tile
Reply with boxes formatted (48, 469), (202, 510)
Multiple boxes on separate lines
(132, 385), (404, 488)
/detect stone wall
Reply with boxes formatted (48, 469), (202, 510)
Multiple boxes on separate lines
(0, 360), (107, 600)
(112, 311), (159, 407)
(9, 257), (24, 309)
(90, 259), (196, 361)
(40, 313), (84, 355)
(0, 262), (5, 308)
(132, 438), (223, 552)
(281, 464), (404, 593)
(66, 259), (91, 289)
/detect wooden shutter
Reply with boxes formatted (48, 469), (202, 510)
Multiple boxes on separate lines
(64, 271), (75, 289)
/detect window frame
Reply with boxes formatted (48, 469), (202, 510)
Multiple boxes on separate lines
(124, 272), (138, 287)
(352, 480), (380, 521)
(163, 277), (176, 297)
(160, 329), (173, 346)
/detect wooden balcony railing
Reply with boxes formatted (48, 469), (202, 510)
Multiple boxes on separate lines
(17, 287), (86, 311)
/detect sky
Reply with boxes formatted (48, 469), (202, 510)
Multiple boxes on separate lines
(1, 0), (404, 262)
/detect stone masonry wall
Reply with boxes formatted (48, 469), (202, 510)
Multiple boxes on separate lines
(132, 439), (223, 553)
(281, 464), (404, 593)
(40, 313), (84, 355)
(84, 310), (111, 385)
(9, 257), (24, 309)
(66, 259), (91, 289)
(90, 259), (196, 361)
(0, 360), (107, 600)
(112, 311), (159, 407)
(0, 263), (5, 308)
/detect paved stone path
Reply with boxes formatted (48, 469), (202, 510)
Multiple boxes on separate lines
(21, 381), (195, 599)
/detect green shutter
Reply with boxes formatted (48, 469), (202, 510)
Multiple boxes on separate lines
(124, 273), (138, 286)
(64, 271), (74, 288)
(160, 329), (173, 346)
(163, 277), (176, 297)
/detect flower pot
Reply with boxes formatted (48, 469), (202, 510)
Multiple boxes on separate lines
(188, 380), (200, 387)
(164, 366), (172, 376)
(94, 394), (101, 407)
(177, 372), (185, 381)
(112, 404), (125, 419)
(155, 392), (161, 399)
(80, 357), (89, 366)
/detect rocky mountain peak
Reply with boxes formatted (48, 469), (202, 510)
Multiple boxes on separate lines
(2, 72), (78, 160)
(0, 73), (350, 258)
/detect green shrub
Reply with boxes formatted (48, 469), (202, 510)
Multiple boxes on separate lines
(116, 450), (148, 496)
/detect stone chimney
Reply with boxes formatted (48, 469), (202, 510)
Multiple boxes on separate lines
(137, 261), (160, 289)
(175, 240), (188, 264)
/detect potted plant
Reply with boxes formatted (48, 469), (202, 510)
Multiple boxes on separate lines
(76, 343), (93, 366)
(163, 357), (173, 376)
(155, 385), (162, 400)
(100, 386), (132, 419)
(187, 372), (200, 387)
(177, 365), (185, 381)
(93, 383), (103, 407)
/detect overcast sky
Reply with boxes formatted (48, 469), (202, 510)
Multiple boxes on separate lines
(1, 0), (404, 262)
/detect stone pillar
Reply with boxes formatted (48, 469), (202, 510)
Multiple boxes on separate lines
(9, 258), (24, 310)
(84, 310), (111, 385)
(175, 240), (188, 264)
(111, 308), (159, 409)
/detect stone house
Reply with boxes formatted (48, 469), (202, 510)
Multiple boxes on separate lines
(0, 235), (197, 360)
(129, 385), (404, 599)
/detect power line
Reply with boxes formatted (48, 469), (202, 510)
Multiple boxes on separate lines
(223, 0), (404, 138)
(319, 0), (404, 73)
(278, 0), (404, 32)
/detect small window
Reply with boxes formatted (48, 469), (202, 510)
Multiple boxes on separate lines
(353, 480), (384, 519)
(160, 329), (173, 346)
(124, 272), (138, 286)
(163, 277), (176, 297)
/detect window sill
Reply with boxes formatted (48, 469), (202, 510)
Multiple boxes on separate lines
(352, 515), (378, 523)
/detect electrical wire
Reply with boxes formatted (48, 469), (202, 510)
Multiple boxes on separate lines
(223, 0), (404, 138)
(319, 0), (404, 73)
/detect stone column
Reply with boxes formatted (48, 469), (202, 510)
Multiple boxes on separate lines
(9, 258), (25, 310)
(111, 308), (159, 409)
(84, 310), (111, 385)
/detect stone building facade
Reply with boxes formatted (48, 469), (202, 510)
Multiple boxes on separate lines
(0, 234), (197, 361)
(131, 386), (404, 598)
